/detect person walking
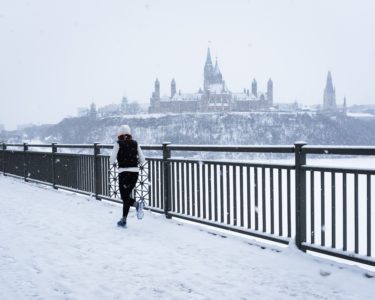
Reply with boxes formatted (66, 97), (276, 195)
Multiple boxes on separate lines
(109, 125), (146, 227)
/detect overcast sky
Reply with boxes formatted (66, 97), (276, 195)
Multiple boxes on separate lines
(0, 0), (374, 130)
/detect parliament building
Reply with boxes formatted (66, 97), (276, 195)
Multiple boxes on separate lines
(149, 48), (274, 113)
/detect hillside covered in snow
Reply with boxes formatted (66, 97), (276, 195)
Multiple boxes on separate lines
(2, 112), (375, 146)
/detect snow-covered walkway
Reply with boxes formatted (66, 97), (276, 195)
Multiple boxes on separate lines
(0, 175), (374, 300)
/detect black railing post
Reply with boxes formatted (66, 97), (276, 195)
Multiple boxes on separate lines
(23, 143), (29, 181)
(93, 143), (101, 200)
(51, 143), (57, 189)
(295, 141), (307, 251)
(2, 143), (6, 175)
(162, 142), (172, 219)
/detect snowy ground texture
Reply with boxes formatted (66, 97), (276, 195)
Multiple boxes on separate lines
(0, 175), (374, 300)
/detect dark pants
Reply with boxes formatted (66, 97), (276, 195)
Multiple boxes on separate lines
(118, 171), (139, 218)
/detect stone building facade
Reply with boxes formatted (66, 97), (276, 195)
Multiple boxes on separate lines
(149, 48), (274, 113)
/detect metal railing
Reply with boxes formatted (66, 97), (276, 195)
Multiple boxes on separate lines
(299, 145), (375, 265)
(1, 142), (374, 267)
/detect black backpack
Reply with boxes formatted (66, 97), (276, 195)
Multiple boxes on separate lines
(117, 140), (139, 168)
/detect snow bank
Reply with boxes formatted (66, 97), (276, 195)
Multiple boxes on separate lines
(0, 176), (374, 299)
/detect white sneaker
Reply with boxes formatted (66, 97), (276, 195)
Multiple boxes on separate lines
(135, 201), (145, 220)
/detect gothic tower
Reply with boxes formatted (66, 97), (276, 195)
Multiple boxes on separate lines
(267, 78), (273, 104)
(154, 78), (160, 100)
(171, 78), (176, 98)
(251, 79), (257, 97)
(323, 71), (336, 111)
(213, 58), (223, 84)
(121, 96), (128, 112)
(204, 48), (214, 91)
(150, 78), (161, 112)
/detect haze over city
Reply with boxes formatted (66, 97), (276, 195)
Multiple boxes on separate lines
(0, 0), (374, 130)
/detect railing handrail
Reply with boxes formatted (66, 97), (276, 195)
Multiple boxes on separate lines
(98, 144), (163, 150)
(3, 143), (24, 147)
(2, 143), (163, 151)
(21, 144), (52, 148)
(302, 145), (375, 156)
(4, 142), (375, 156)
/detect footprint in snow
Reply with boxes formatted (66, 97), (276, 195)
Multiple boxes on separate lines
(319, 269), (331, 277)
